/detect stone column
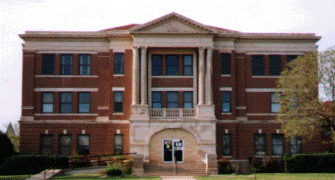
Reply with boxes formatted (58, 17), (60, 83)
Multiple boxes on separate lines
(198, 47), (205, 105)
(132, 47), (140, 105)
(206, 47), (213, 105)
(141, 47), (148, 105)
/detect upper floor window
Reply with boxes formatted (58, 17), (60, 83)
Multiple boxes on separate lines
(79, 55), (91, 75)
(269, 55), (282, 76)
(77, 134), (90, 155)
(271, 93), (281, 113)
(40, 134), (53, 155)
(114, 53), (124, 75)
(272, 134), (284, 156)
(61, 54), (73, 75)
(78, 92), (90, 113)
(222, 91), (231, 112)
(183, 91), (193, 108)
(222, 134), (232, 156)
(166, 55), (179, 76)
(42, 54), (55, 75)
(60, 92), (72, 113)
(152, 55), (163, 76)
(42, 92), (54, 113)
(183, 55), (193, 76)
(114, 91), (123, 112)
(114, 134), (124, 155)
(59, 135), (71, 157)
(152, 92), (162, 109)
(290, 137), (302, 154)
(221, 54), (231, 75)
(252, 55), (264, 76)
(254, 134), (267, 156)
(167, 92), (178, 108)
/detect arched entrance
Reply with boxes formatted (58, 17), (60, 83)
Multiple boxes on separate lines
(149, 128), (198, 163)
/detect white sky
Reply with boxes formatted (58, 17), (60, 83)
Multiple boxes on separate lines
(0, 0), (335, 132)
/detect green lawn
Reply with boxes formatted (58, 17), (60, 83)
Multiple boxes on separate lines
(196, 173), (335, 180)
(0, 175), (30, 180)
(50, 174), (161, 180)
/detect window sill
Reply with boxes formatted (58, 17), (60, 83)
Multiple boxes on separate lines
(221, 156), (233, 158)
(221, 75), (231, 77)
(221, 112), (232, 115)
(35, 75), (98, 78)
(252, 76), (280, 78)
(113, 113), (124, 115)
(35, 113), (98, 116)
(113, 74), (124, 77)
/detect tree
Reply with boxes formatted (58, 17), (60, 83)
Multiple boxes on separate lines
(277, 46), (335, 144)
(3, 122), (20, 152)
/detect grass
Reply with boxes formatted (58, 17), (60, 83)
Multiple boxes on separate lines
(0, 175), (30, 180)
(50, 174), (161, 179)
(196, 173), (335, 180)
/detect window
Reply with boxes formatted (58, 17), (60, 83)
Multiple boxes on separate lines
(114, 53), (124, 74)
(222, 134), (232, 156)
(42, 92), (54, 113)
(254, 134), (266, 156)
(183, 92), (193, 109)
(221, 54), (231, 75)
(114, 134), (123, 155)
(77, 134), (90, 155)
(271, 93), (281, 113)
(287, 55), (298, 64)
(59, 135), (71, 157)
(167, 92), (178, 108)
(78, 92), (90, 113)
(60, 93), (72, 113)
(290, 137), (302, 154)
(114, 91), (123, 112)
(252, 55), (264, 76)
(42, 54), (55, 75)
(79, 55), (91, 75)
(183, 55), (193, 76)
(269, 55), (282, 76)
(222, 91), (231, 112)
(152, 92), (162, 109)
(61, 54), (73, 75)
(166, 55), (179, 76)
(152, 55), (162, 76)
(272, 134), (284, 156)
(40, 134), (53, 155)
(286, 55), (298, 70)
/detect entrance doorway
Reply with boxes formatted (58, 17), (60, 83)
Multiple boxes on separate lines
(163, 139), (184, 163)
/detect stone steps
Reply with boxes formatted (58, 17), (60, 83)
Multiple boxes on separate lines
(144, 163), (207, 176)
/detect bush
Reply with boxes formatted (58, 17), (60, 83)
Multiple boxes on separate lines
(218, 158), (234, 174)
(69, 151), (91, 168)
(0, 154), (68, 175)
(250, 156), (283, 173)
(283, 153), (335, 173)
(105, 162), (123, 177)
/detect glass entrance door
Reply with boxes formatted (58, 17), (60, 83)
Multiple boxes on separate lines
(163, 139), (184, 162)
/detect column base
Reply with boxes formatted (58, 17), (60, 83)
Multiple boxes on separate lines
(130, 104), (150, 120)
(197, 104), (216, 120)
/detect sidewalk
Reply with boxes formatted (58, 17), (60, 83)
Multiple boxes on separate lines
(25, 169), (61, 180)
(161, 176), (196, 180)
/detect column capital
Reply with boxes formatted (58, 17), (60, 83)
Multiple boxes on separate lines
(206, 46), (214, 51)
(198, 47), (206, 51)
(133, 46), (139, 50)
(139, 46), (148, 50)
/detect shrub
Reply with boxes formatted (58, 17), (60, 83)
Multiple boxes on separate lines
(250, 156), (283, 173)
(0, 154), (68, 175)
(218, 158), (234, 174)
(105, 162), (123, 177)
(69, 151), (91, 168)
(283, 153), (335, 173)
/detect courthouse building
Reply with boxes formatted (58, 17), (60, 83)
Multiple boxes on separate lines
(19, 12), (330, 173)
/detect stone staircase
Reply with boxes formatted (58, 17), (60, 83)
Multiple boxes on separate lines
(143, 162), (207, 176)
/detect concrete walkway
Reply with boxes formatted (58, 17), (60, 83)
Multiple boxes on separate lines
(161, 176), (196, 180)
(25, 169), (61, 180)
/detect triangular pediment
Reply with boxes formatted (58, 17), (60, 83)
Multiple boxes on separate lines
(129, 12), (217, 34)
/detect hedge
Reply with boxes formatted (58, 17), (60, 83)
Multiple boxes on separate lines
(0, 154), (69, 175)
(283, 153), (335, 173)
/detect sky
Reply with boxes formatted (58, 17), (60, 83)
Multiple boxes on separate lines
(0, 0), (335, 132)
